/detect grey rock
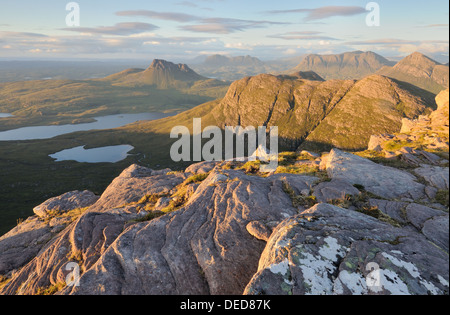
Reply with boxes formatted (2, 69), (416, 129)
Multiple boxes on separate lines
(422, 215), (449, 252)
(404, 203), (446, 230)
(313, 179), (360, 203)
(369, 199), (409, 225)
(244, 204), (449, 295)
(326, 149), (425, 200)
(414, 165), (449, 191)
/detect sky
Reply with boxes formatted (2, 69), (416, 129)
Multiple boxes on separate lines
(0, 0), (448, 62)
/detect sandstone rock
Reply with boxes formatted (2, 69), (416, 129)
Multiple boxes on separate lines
(326, 149), (425, 200)
(89, 164), (188, 212)
(244, 204), (449, 295)
(246, 221), (272, 242)
(33, 190), (99, 218)
(185, 161), (218, 175)
(368, 135), (392, 151)
(154, 197), (171, 210)
(0, 217), (53, 275)
(401, 118), (416, 134)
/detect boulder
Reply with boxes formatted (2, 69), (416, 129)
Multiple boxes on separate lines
(325, 149), (425, 200)
(33, 191), (99, 218)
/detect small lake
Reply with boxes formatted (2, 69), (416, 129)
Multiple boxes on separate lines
(0, 113), (13, 118)
(50, 145), (135, 163)
(0, 112), (171, 141)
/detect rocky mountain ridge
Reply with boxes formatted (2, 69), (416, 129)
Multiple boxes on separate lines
(1, 89), (448, 296)
(201, 72), (435, 151)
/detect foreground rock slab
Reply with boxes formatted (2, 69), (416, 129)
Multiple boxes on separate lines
(59, 170), (318, 295)
(244, 204), (449, 295)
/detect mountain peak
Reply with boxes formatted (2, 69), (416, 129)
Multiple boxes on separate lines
(398, 52), (440, 66)
(148, 59), (194, 73)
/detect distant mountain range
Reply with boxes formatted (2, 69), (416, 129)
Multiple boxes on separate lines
(190, 55), (273, 81)
(288, 51), (396, 80)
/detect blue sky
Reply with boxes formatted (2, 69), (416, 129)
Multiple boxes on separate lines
(0, 0), (448, 62)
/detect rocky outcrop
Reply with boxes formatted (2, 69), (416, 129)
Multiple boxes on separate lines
(244, 203), (448, 295)
(205, 73), (433, 151)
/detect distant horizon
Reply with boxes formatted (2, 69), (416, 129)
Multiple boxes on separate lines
(0, 50), (450, 64)
(0, 1), (448, 62)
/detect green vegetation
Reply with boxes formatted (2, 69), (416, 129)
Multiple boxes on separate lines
(43, 207), (89, 224)
(182, 173), (210, 186)
(435, 190), (449, 208)
(0, 77), (228, 131)
(35, 282), (66, 295)
(0, 275), (10, 291)
(282, 181), (317, 208)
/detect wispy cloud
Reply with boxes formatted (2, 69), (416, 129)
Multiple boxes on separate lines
(268, 31), (339, 41)
(60, 22), (159, 36)
(268, 6), (367, 21)
(116, 9), (288, 34)
(181, 18), (288, 34)
(0, 31), (48, 38)
(116, 10), (199, 23)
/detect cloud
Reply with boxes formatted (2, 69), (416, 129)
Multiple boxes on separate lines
(181, 18), (288, 34)
(115, 9), (287, 34)
(268, 31), (339, 41)
(0, 31), (48, 38)
(268, 6), (367, 21)
(424, 24), (449, 28)
(116, 10), (199, 23)
(344, 38), (449, 46)
(60, 22), (159, 36)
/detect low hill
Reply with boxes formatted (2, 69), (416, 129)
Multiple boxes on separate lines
(377, 52), (449, 94)
(0, 59), (230, 131)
